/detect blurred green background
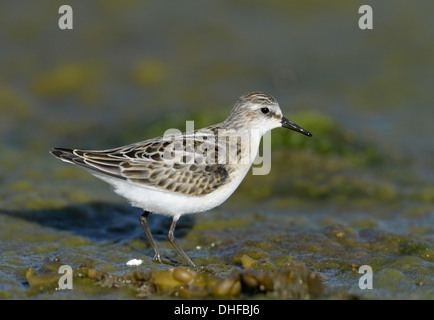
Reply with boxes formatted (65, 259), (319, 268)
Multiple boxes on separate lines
(0, 0), (433, 299)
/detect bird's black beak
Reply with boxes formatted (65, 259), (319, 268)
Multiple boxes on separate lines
(281, 116), (312, 137)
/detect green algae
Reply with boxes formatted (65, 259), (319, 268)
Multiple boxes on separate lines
(191, 217), (254, 232)
(350, 219), (378, 228)
(23, 256), (323, 299)
(0, 86), (30, 120)
(132, 60), (169, 86)
(61, 236), (93, 247)
(1, 202), (433, 299)
(30, 61), (104, 101)
(399, 242), (434, 262)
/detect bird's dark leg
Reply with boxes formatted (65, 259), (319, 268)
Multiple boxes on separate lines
(168, 215), (196, 267)
(139, 211), (162, 263)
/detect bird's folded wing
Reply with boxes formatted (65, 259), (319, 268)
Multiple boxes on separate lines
(72, 132), (230, 196)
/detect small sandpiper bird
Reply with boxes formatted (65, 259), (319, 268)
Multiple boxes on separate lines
(51, 92), (312, 267)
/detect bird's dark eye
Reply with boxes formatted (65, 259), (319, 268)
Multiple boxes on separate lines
(261, 107), (269, 114)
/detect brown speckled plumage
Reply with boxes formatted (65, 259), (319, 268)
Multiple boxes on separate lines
(51, 125), (240, 196)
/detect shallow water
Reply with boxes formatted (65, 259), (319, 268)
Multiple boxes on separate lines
(0, 1), (433, 299)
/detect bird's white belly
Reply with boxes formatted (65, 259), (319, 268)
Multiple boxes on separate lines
(91, 164), (250, 217)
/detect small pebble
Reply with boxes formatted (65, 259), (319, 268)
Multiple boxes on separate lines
(173, 267), (195, 283)
(126, 259), (143, 266)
